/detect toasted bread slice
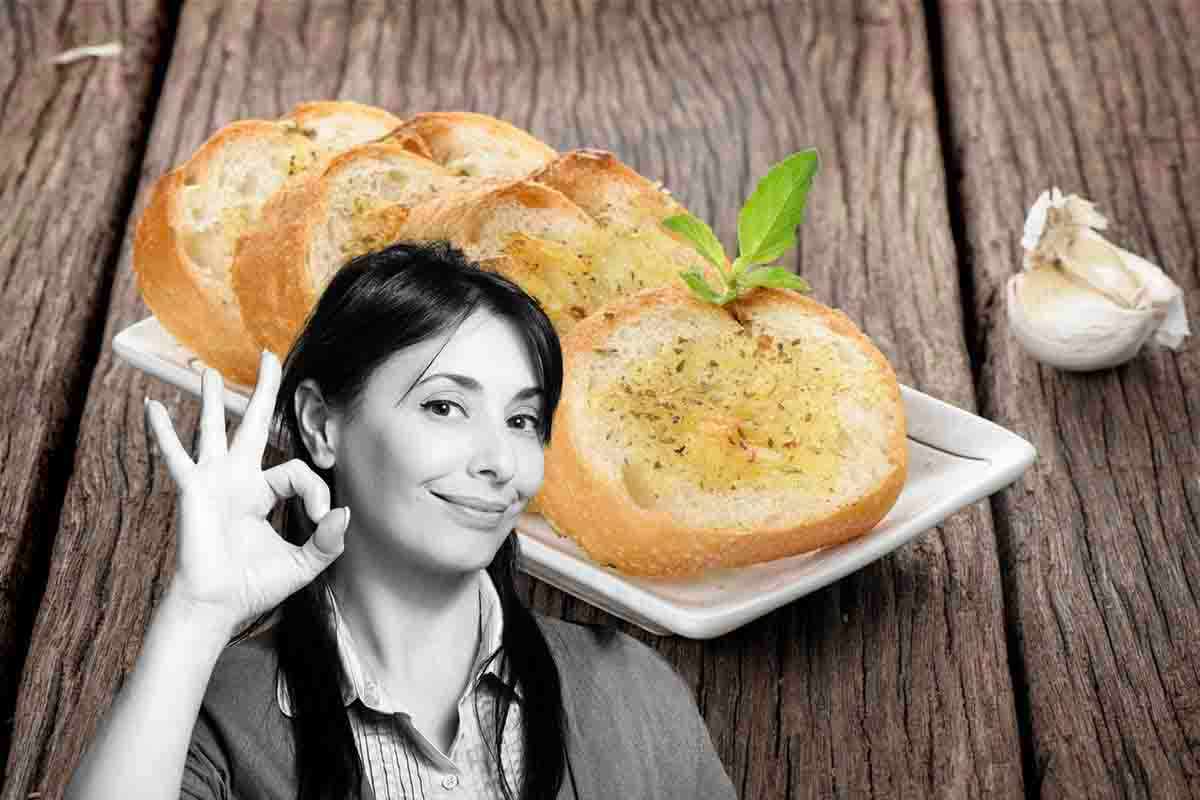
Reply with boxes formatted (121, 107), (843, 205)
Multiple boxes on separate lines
(381, 111), (558, 177)
(487, 149), (725, 332)
(133, 102), (402, 386)
(533, 284), (908, 577)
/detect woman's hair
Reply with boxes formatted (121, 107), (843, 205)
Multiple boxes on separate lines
(229, 240), (569, 800)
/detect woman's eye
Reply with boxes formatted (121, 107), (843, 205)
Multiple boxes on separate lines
(422, 400), (462, 417)
(512, 414), (541, 431)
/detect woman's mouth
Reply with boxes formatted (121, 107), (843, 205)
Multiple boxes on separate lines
(431, 491), (510, 527)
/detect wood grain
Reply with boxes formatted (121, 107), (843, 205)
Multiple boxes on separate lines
(936, 0), (1200, 797)
(0, 0), (173, 781)
(7, 1), (1029, 798)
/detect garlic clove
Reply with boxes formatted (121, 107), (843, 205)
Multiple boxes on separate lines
(1107, 242), (1191, 348)
(1059, 228), (1144, 308)
(1008, 187), (1190, 371)
(1006, 269), (1160, 372)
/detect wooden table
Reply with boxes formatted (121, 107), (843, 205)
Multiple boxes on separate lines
(2, 2), (1196, 798)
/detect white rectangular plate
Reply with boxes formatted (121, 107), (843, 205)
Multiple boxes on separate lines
(114, 316), (1036, 639)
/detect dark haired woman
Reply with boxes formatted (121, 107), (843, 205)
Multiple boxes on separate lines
(67, 241), (737, 800)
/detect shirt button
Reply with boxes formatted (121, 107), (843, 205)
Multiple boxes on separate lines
(442, 774), (459, 789)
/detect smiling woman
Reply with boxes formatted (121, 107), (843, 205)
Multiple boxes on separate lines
(294, 301), (547, 586)
(65, 240), (736, 800)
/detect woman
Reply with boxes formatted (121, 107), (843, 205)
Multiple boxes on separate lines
(67, 241), (737, 800)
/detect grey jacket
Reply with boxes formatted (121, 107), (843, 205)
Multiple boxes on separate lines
(180, 612), (738, 799)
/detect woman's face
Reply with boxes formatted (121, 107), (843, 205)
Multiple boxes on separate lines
(307, 308), (546, 577)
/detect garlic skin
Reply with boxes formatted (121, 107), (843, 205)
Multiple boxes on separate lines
(1006, 187), (1190, 372)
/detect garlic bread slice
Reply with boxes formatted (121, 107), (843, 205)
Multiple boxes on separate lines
(535, 284), (907, 577)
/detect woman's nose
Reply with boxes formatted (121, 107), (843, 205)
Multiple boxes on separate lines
(467, 418), (517, 482)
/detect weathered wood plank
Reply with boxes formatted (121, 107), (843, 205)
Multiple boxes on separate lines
(11, 1), (1025, 799)
(0, 0), (175, 780)
(937, 0), (1200, 797)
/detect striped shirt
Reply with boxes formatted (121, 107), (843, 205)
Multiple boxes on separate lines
(275, 570), (525, 798)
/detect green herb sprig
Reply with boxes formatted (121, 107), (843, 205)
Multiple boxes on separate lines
(663, 148), (819, 305)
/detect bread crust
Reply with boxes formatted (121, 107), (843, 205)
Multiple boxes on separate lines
(282, 100), (402, 132)
(228, 165), (330, 364)
(383, 111), (558, 177)
(133, 120), (298, 388)
(529, 148), (685, 224)
(534, 284), (908, 577)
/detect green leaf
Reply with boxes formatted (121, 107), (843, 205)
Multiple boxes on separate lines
(736, 265), (812, 293)
(729, 254), (751, 279)
(679, 269), (726, 305)
(662, 214), (729, 277)
(737, 149), (819, 265)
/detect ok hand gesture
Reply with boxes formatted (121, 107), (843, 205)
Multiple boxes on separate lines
(143, 349), (349, 638)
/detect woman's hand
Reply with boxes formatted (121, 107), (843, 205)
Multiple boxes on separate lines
(144, 349), (349, 638)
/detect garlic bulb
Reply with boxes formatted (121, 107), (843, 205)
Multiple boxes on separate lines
(1006, 187), (1190, 371)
